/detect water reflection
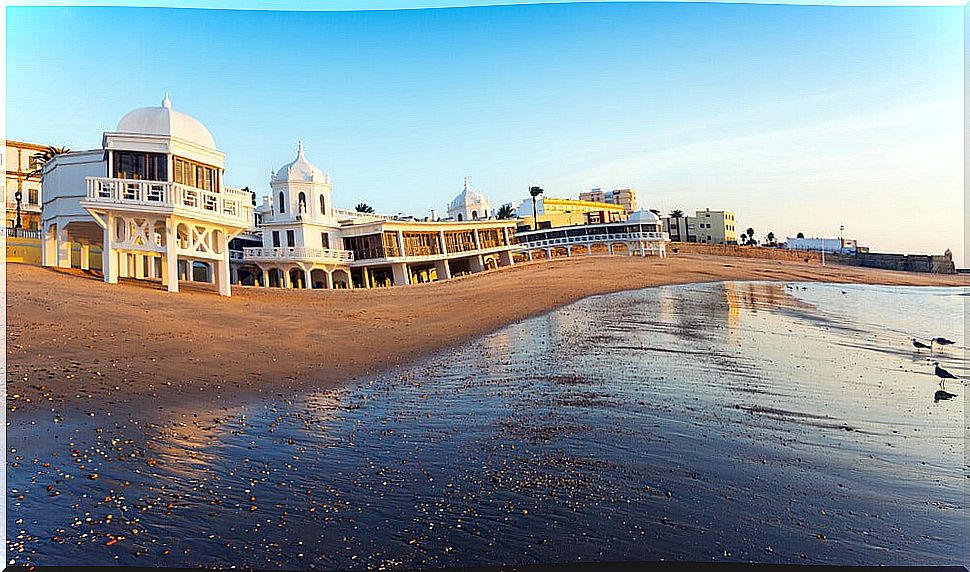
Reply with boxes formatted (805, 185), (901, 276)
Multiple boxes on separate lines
(9, 282), (967, 569)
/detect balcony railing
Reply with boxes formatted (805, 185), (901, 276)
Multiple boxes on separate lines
(1, 227), (42, 239)
(517, 231), (670, 249)
(332, 208), (400, 222)
(84, 177), (253, 227)
(243, 246), (354, 263)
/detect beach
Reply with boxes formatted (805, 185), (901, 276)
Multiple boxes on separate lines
(7, 272), (966, 567)
(6, 254), (966, 416)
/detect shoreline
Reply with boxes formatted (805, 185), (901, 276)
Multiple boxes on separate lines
(7, 254), (967, 416)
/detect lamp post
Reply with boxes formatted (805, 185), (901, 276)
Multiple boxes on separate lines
(14, 189), (23, 237)
(839, 224), (845, 254)
(529, 186), (544, 231)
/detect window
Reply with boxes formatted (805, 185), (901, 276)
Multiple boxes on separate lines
(172, 156), (217, 190)
(28, 188), (38, 205)
(319, 195), (326, 215)
(286, 230), (295, 247)
(114, 151), (167, 181)
(321, 232), (330, 249)
(278, 192), (285, 214)
(298, 192), (307, 214)
(272, 231), (280, 247)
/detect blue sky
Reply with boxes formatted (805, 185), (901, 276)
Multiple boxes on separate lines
(7, 3), (964, 264)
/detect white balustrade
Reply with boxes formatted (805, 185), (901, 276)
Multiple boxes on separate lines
(85, 177), (253, 227)
(243, 246), (354, 263)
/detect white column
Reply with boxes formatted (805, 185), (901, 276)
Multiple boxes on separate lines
(325, 271), (334, 289)
(396, 230), (406, 258)
(103, 214), (118, 284)
(586, 244), (592, 256)
(304, 269), (312, 289)
(217, 257), (231, 297)
(434, 259), (452, 281)
(56, 225), (71, 268)
(80, 244), (91, 270)
(608, 243), (614, 255)
(473, 228), (481, 250)
(41, 223), (54, 267)
(134, 254), (146, 279)
(118, 251), (129, 277)
(185, 261), (194, 282)
(261, 268), (270, 288)
(502, 227), (510, 246)
(391, 262), (410, 286)
(282, 268), (291, 288)
(164, 220), (178, 293)
(438, 230), (448, 255)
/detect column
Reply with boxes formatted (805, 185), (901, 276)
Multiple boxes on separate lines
(304, 269), (312, 289)
(134, 254), (146, 279)
(261, 268), (270, 288)
(80, 244), (91, 270)
(473, 228), (481, 250)
(608, 243), (614, 255)
(501, 227), (510, 246)
(56, 225), (71, 268)
(185, 261), (194, 282)
(163, 223), (178, 292)
(434, 259), (452, 281)
(438, 230), (448, 255)
(118, 251), (129, 278)
(527, 251), (533, 261)
(361, 267), (371, 288)
(103, 214), (118, 284)
(498, 250), (514, 267)
(391, 262), (410, 286)
(469, 255), (485, 273)
(217, 259), (231, 297)
(586, 244), (592, 256)
(325, 271), (334, 289)
(41, 223), (55, 267)
(396, 230), (406, 258)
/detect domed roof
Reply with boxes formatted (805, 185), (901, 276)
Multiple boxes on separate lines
(115, 95), (217, 149)
(628, 209), (661, 224)
(273, 141), (328, 183)
(449, 177), (488, 210)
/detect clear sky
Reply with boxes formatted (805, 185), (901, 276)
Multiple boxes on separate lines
(7, 3), (964, 265)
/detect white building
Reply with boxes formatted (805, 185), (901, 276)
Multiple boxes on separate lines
(234, 150), (518, 289)
(447, 177), (491, 221)
(514, 209), (670, 259)
(40, 96), (254, 296)
(785, 236), (857, 255)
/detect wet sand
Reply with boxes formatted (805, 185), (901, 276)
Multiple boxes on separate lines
(8, 281), (966, 567)
(6, 254), (967, 416)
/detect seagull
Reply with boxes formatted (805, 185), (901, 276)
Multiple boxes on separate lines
(934, 362), (958, 389)
(912, 339), (932, 352)
(933, 337), (956, 351)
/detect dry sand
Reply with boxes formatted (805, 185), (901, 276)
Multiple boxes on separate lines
(6, 255), (967, 413)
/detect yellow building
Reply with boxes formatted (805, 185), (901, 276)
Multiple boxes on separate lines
(515, 196), (627, 231)
(4, 140), (47, 230)
(687, 208), (737, 244)
(579, 187), (638, 213)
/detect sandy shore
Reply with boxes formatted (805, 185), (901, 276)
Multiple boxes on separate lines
(6, 254), (967, 413)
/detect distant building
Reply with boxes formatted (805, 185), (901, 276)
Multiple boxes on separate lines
(5, 140), (47, 230)
(516, 209), (670, 259)
(447, 177), (491, 221)
(579, 187), (638, 213)
(785, 236), (857, 255)
(662, 209), (737, 244)
(515, 196), (627, 232)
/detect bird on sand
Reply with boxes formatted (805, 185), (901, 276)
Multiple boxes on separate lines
(933, 362), (958, 389)
(934, 389), (957, 402)
(912, 339), (932, 352)
(932, 337), (956, 350)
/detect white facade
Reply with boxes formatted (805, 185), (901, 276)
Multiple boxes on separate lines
(40, 96), (254, 296)
(447, 177), (491, 221)
(515, 209), (670, 258)
(785, 236), (857, 255)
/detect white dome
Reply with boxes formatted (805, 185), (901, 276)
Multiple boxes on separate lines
(115, 95), (216, 149)
(449, 177), (487, 210)
(628, 209), (661, 224)
(273, 142), (328, 183)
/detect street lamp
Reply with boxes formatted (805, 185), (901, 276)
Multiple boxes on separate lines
(14, 189), (23, 237)
(529, 186), (544, 231)
(839, 224), (845, 253)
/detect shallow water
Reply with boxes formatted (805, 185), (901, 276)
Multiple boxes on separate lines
(8, 281), (967, 568)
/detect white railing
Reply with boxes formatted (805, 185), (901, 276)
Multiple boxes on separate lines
(517, 231), (670, 249)
(332, 208), (400, 222)
(1, 227), (42, 239)
(85, 177), (254, 227)
(243, 246), (354, 263)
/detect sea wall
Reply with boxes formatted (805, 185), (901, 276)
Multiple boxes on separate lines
(827, 252), (957, 274)
(669, 242), (821, 263)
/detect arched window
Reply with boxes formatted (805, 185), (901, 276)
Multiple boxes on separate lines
(319, 194), (326, 215)
(457, 214), (463, 221)
(472, 210), (478, 220)
(298, 192), (307, 214)
(278, 192), (285, 214)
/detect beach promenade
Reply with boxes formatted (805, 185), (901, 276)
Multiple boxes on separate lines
(6, 254), (966, 416)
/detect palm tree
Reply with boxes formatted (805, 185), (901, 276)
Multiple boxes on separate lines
(767, 231), (776, 245)
(649, 209), (661, 216)
(355, 203), (375, 214)
(669, 209), (684, 218)
(739, 233), (747, 245)
(495, 204), (516, 219)
(27, 145), (71, 179)
(529, 186), (544, 230)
